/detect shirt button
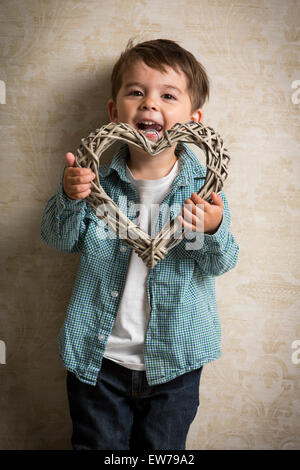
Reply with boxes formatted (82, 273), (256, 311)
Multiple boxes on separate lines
(98, 334), (105, 341)
(120, 246), (127, 253)
(111, 290), (119, 298)
(128, 200), (135, 206)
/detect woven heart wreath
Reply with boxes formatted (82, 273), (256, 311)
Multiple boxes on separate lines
(75, 120), (230, 269)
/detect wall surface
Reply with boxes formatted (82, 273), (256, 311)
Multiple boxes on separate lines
(0, 0), (300, 450)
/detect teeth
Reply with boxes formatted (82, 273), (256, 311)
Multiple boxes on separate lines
(138, 120), (160, 126)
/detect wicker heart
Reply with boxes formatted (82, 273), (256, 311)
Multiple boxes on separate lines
(75, 121), (230, 269)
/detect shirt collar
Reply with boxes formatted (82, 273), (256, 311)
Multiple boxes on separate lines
(98, 142), (207, 185)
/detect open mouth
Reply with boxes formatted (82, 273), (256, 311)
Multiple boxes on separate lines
(135, 121), (163, 133)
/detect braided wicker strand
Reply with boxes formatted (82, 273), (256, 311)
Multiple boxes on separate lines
(75, 121), (230, 268)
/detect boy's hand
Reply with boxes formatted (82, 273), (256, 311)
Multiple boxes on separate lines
(63, 152), (96, 200)
(178, 192), (223, 234)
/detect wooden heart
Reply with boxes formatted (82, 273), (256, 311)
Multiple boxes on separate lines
(75, 121), (230, 269)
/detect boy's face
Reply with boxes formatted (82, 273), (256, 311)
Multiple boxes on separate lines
(107, 60), (203, 139)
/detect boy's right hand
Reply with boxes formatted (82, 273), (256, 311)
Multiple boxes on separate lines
(63, 152), (96, 200)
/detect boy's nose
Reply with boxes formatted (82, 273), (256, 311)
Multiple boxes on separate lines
(141, 97), (158, 110)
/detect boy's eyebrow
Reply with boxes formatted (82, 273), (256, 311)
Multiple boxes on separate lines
(123, 82), (182, 94)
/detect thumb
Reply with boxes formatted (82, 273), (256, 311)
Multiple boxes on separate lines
(65, 152), (76, 168)
(211, 192), (223, 207)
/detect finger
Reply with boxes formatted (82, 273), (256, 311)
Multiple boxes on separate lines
(68, 183), (92, 196)
(178, 215), (196, 232)
(69, 188), (91, 200)
(190, 193), (210, 210)
(181, 206), (204, 231)
(183, 201), (205, 218)
(211, 192), (224, 207)
(66, 167), (95, 177)
(65, 152), (76, 168)
(68, 173), (96, 185)
(184, 198), (206, 216)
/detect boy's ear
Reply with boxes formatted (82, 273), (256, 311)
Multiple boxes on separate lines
(107, 99), (118, 122)
(190, 108), (203, 123)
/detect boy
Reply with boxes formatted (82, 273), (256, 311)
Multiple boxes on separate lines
(41, 38), (239, 450)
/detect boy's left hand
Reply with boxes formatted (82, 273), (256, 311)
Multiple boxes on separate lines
(178, 192), (223, 234)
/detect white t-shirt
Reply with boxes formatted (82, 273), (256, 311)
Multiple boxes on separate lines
(104, 158), (180, 370)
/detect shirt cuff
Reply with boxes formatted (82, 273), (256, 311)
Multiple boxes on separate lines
(202, 214), (229, 253)
(56, 169), (86, 214)
(182, 210), (230, 257)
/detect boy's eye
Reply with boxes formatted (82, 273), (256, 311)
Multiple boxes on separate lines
(129, 90), (143, 96)
(128, 90), (176, 100)
(163, 94), (175, 100)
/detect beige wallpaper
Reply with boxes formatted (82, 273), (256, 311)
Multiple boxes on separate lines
(0, 0), (300, 450)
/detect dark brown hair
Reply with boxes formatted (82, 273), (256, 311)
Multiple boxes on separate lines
(110, 38), (210, 111)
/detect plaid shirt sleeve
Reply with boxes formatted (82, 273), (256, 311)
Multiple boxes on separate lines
(176, 190), (239, 277)
(41, 169), (88, 253)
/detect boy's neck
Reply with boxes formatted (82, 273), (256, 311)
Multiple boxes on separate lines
(126, 144), (179, 180)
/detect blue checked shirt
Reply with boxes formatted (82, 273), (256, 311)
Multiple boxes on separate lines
(41, 142), (239, 386)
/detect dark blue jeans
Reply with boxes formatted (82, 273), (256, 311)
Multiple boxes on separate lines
(66, 357), (203, 450)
